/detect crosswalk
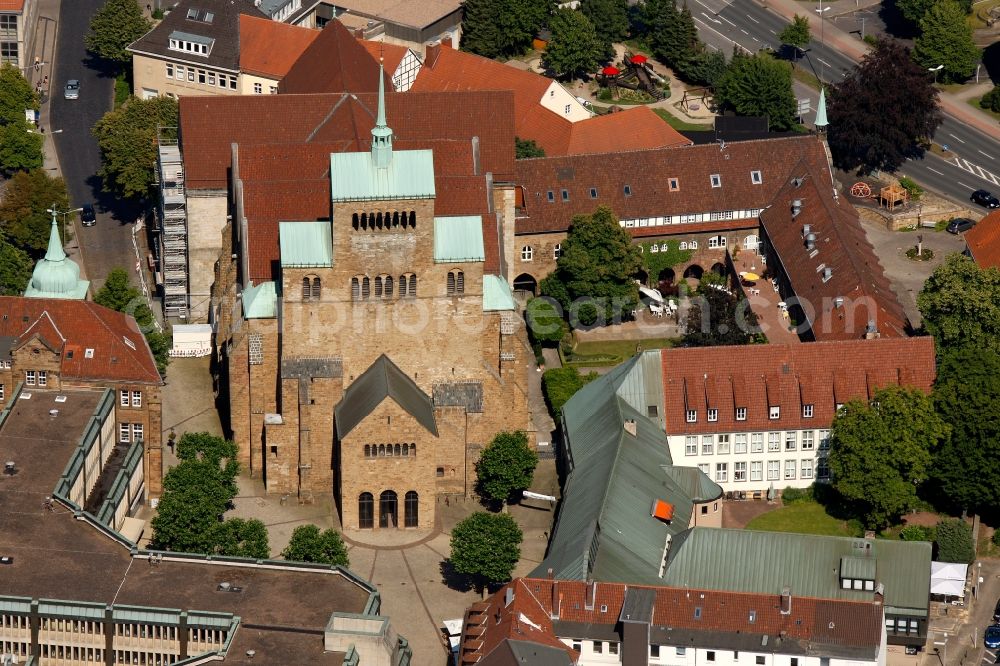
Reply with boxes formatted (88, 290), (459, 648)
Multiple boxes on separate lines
(951, 156), (1000, 188)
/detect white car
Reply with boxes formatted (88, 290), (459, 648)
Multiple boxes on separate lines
(64, 79), (79, 100)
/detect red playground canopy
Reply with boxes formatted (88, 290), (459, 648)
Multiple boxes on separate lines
(601, 66), (621, 76)
(631, 54), (648, 64)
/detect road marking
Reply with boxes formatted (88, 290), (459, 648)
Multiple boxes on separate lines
(818, 58), (832, 67)
(721, 15), (738, 26)
(947, 132), (967, 144)
(957, 181), (976, 190)
(747, 14), (760, 22)
(701, 11), (722, 23)
(769, 28), (777, 34)
(979, 149), (995, 159)
(950, 157), (1000, 187)
(741, 28), (750, 34)
(692, 15), (753, 53)
(926, 167), (944, 176)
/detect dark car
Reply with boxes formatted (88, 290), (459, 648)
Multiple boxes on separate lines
(993, 598), (1000, 623)
(946, 217), (976, 234)
(972, 189), (1000, 209)
(985, 625), (1000, 650)
(80, 203), (96, 227)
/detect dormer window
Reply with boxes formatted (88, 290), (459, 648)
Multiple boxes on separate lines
(686, 409), (697, 423)
(668, 178), (679, 192)
(803, 404), (814, 418)
(710, 174), (722, 188)
(168, 32), (213, 56)
(736, 407), (747, 421)
(769, 406), (780, 419)
(186, 8), (214, 22)
(546, 190), (555, 203)
(707, 408), (718, 422)
(751, 170), (763, 184)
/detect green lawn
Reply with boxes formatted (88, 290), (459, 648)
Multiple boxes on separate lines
(652, 108), (712, 132)
(745, 500), (856, 537)
(791, 65), (822, 92)
(573, 336), (678, 361)
(968, 97), (1000, 122)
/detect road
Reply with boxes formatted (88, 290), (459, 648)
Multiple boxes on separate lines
(48, 0), (136, 288)
(689, 0), (1000, 206)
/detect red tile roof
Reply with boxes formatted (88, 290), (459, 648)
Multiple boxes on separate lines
(408, 42), (689, 156)
(463, 578), (883, 663)
(179, 90), (515, 190)
(760, 168), (909, 340)
(278, 19), (388, 95)
(513, 135), (828, 235)
(660, 336), (935, 435)
(0, 298), (161, 384)
(964, 211), (1000, 269)
(238, 15), (320, 79)
(359, 40), (410, 75)
(0, 0), (25, 11)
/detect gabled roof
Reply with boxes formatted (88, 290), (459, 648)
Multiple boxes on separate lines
(242, 281), (276, 319)
(358, 40), (410, 76)
(238, 15), (319, 79)
(0, 0), (26, 11)
(760, 166), (909, 340)
(661, 337), (936, 434)
(279, 19), (388, 95)
(0, 297), (161, 384)
(964, 210), (1000, 269)
(514, 135), (829, 234)
(127, 0), (266, 71)
(335, 354), (438, 439)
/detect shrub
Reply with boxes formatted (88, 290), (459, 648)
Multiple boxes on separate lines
(981, 85), (1000, 113)
(542, 366), (598, 424)
(935, 518), (975, 563)
(781, 485), (813, 505)
(898, 176), (923, 200)
(992, 529), (1000, 548)
(900, 524), (934, 541)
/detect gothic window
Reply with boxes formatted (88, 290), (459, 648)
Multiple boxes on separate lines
(359, 493), (374, 529)
(351, 277), (360, 301)
(405, 491), (418, 527)
(447, 270), (465, 296)
(408, 211), (416, 228)
(384, 275), (394, 297)
(379, 490), (398, 528)
(362, 276), (371, 299)
(311, 277), (321, 300)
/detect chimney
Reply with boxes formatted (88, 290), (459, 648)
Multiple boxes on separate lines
(791, 200), (802, 218)
(805, 233), (816, 250)
(802, 224), (811, 237)
(822, 267), (832, 282)
(585, 580), (597, 611)
(425, 40), (443, 68)
(623, 419), (637, 437)
(471, 136), (480, 176)
(779, 586), (792, 615)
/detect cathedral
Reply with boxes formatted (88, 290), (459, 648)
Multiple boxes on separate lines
(220, 67), (531, 530)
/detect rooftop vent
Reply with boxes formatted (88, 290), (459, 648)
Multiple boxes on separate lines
(822, 267), (833, 282)
(48, 409), (58, 417)
(218, 582), (231, 591)
(792, 177), (804, 188)
(4, 461), (15, 476)
(802, 224), (811, 236)
(246, 650), (256, 660)
(791, 199), (802, 218)
(805, 233), (817, 250)
(834, 296), (844, 308)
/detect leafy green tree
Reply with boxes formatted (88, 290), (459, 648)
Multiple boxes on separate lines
(682, 49), (728, 87)
(475, 431), (539, 506)
(460, 0), (554, 59)
(778, 14), (811, 51)
(162, 459), (237, 512)
(931, 347), (1000, 514)
(827, 39), (941, 173)
(0, 168), (69, 255)
(150, 486), (224, 553)
(714, 51), (797, 130)
(543, 8), (604, 79)
(540, 206), (642, 327)
(85, 0), (151, 66)
(899, 524), (935, 541)
(828, 386), (949, 529)
(281, 524), (350, 567)
(94, 267), (142, 311)
(934, 518), (975, 563)
(981, 85), (1000, 112)
(913, 1), (979, 84)
(644, 0), (700, 75)
(541, 366), (599, 424)
(0, 63), (39, 124)
(0, 120), (43, 173)
(175, 432), (240, 481)
(92, 96), (178, 201)
(525, 297), (567, 345)
(95, 267), (170, 374)
(580, 0), (629, 54)
(683, 285), (761, 346)
(515, 137), (546, 159)
(212, 518), (270, 559)
(450, 512), (523, 592)
(896, 0), (937, 26)
(0, 237), (34, 295)
(917, 254), (1000, 355)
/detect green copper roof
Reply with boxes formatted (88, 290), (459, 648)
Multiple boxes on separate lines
(482, 275), (515, 312)
(815, 87), (828, 128)
(279, 221), (332, 268)
(25, 215), (89, 300)
(243, 281), (277, 319)
(663, 528), (931, 615)
(329, 149), (435, 202)
(434, 216), (484, 263)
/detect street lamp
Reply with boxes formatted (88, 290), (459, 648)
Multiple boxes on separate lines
(25, 128), (62, 134)
(815, 6), (832, 81)
(47, 205), (82, 247)
(929, 64), (944, 84)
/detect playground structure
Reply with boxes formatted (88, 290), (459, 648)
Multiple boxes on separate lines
(598, 53), (665, 100)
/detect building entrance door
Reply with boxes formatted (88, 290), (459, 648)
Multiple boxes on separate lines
(379, 490), (398, 528)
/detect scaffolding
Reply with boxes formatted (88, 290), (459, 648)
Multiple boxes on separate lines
(156, 127), (189, 318)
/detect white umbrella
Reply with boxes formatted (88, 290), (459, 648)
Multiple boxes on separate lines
(639, 285), (664, 302)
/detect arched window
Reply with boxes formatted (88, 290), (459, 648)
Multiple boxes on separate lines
(553, 243), (562, 259)
(379, 490), (398, 528)
(399, 275), (408, 298)
(408, 274), (417, 297)
(392, 211), (400, 228)
(394, 443), (401, 456)
(650, 244), (659, 254)
(360, 213), (368, 230)
(375, 212), (383, 230)
(359, 493), (374, 529)
(447, 270), (464, 296)
(689, 240), (698, 250)
(302, 276), (311, 301)
(351, 276), (360, 301)
(409, 211), (416, 228)
(521, 246), (533, 261)
(352, 213), (360, 230)
(375, 276), (383, 298)
(660, 243), (669, 252)
(386, 444), (394, 457)
(447, 272), (455, 295)
(311, 277), (321, 301)
(401, 444), (409, 456)
(378, 444), (385, 456)
(679, 242), (688, 250)
(364, 444), (370, 457)
(362, 276), (371, 299)
(410, 443), (416, 456)
(384, 275), (394, 297)
(404, 491), (418, 528)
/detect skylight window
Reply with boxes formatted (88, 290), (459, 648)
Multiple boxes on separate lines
(186, 8), (214, 22)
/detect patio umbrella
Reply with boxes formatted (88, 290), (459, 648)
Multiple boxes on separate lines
(638, 285), (664, 302)
(601, 66), (621, 76)
(631, 54), (648, 64)
(739, 272), (761, 281)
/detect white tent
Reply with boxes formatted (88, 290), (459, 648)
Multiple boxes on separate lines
(638, 285), (664, 302)
(930, 561), (968, 598)
(169, 324), (212, 358)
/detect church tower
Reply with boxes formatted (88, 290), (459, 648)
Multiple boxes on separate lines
(24, 210), (90, 300)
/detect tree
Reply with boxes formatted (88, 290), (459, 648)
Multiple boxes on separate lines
(643, 0), (700, 76)
(150, 486), (225, 553)
(0, 168), (69, 256)
(85, 0), (151, 67)
(92, 96), (178, 201)
(0, 120), (43, 173)
(543, 8), (604, 79)
(913, 1), (979, 84)
(778, 15), (811, 51)
(515, 137), (546, 159)
(827, 39), (941, 173)
(212, 518), (270, 559)
(917, 254), (1000, 355)
(162, 459), (237, 513)
(931, 347), (1000, 514)
(525, 296), (567, 345)
(682, 49), (728, 87)
(896, 0), (972, 27)
(175, 432), (240, 484)
(540, 206), (642, 327)
(450, 512), (522, 592)
(475, 431), (539, 506)
(580, 0), (629, 54)
(981, 85), (1000, 113)
(0, 62), (39, 125)
(95, 267), (171, 375)
(281, 524), (350, 567)
(714, 51), (797, 130)
(683, 285), (761, 346)
(460, 0), (554, 59)
(828, 386), (949, 529)
(0, 237), (34, 295)
(934, 518), (975, 563)
(542, 366), (599, 424)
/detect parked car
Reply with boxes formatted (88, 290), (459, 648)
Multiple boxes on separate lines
(972, 189), (1000, 209)
(993, 598), (1000, 623)
(946, 217), (976, 234)
(80, 203), (96, 227)
(984, 625), (1000, 649)
(63, 79), (79, 100)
